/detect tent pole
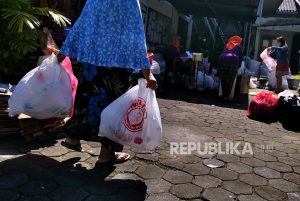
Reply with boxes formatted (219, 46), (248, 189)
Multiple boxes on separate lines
(243, 22), (248, 49)
(246, 22), (252, 59)
(257, 0), (264, 17)
(254, 28), (261, 60)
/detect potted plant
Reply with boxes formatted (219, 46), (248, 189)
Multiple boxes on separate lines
(0, 0), (70, 83)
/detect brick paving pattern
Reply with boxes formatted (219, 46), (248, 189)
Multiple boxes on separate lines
(0, 90), (299, 201)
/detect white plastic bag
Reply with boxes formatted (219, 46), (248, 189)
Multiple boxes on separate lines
(268, 69), (289, 89)
(238, 61), (246, 76)
(197, 72), (214, 90)
(259, 63), (270, 77)
(248, 60), (261, 76)
(260, 48), (288, 89)
(8, 54), (72, 119)
(150, 60), (160, 75)
(250, 77), (258, 89)
(260, 48), (276, 72)
(99, 79), (162, 150)
(278, 90), (295, 101)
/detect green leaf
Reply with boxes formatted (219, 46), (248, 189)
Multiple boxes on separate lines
(48, 9), (71, 26)
(2, 8), (40, 32)
(0, 0), (71, 78)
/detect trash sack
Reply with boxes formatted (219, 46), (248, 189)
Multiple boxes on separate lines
(99, 79), (162, 150)
(197, 72), (214, 90)
(259, 63), (270, 77)
(211, 75), (220, 90)
(260, 48), (277, 71)
(267, 69), (277, 88)
(268, 70), (289, 89)
(250, 77), (257, 89)
(248, 60), (261, 77)
(211, 68), (218, 76)
(150, 60), (160, 75)
(238, 61), (246, 76)
(246, 91), (279, 120)
(238, 60), (261, 77)
(282, 76), (290, 90)
(153, 54), (166, 73)
(36, 55), (77, 117)
(278, 94), (300, 128)
(278, 90), (295, 101)
(8, 54), (73, 119)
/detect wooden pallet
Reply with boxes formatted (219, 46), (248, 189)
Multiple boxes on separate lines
(0, 92), (66, 140)
(18, 114), (65, 141)
(0, 93), (20, 136)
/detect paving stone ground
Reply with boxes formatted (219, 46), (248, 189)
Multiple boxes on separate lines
(0, 89), (300, 201)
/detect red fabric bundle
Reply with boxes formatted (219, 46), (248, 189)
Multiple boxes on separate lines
(246, 91), (279, 120)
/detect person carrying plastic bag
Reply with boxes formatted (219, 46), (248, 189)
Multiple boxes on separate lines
(260, 37), (289, 91)
(99, 79), (162, 150)
(8, 54), (77, 119)
(56, 0), (158, 166)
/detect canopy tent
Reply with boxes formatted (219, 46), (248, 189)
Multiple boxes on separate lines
(166, 0), (284, 21)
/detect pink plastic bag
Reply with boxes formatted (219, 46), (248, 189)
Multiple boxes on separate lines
(260, 48), (276, 71)
(61, 57), (78, 117)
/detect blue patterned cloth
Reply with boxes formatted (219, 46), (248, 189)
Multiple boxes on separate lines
(60, 0), (150, 70)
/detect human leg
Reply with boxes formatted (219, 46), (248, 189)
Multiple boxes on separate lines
(276, 75), (283, 93)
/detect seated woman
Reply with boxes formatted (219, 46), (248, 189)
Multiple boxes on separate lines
(218, 36), (243, 100)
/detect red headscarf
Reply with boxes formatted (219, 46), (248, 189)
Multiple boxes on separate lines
(226, 36), (242, 51)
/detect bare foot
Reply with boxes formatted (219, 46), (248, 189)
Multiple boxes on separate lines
(96, 146), (130, 166)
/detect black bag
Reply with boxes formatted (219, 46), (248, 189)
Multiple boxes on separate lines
(278, 95), (300, 128)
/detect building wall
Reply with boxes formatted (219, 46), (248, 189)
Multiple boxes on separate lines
(255, 28), (296, 61)
(139, 0), (179, 34)
(41, 0), (180, 36)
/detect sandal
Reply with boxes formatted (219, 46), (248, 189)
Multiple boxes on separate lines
(95, 152), (130, 167)
(61, 141), (82, 152)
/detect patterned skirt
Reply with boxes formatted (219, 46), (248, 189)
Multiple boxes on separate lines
(60, 0), (150, 70)
(63, 65), (133, 142)
(218, 54), (240, 98)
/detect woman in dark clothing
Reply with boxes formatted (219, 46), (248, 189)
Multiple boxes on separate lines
(164, 36), (181, 84)
(218, 36), (243, 100)
(270, 36), (290, 93)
